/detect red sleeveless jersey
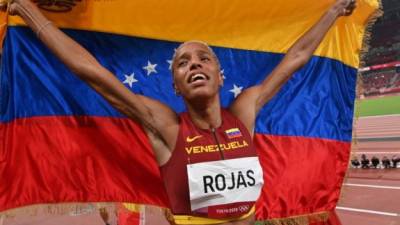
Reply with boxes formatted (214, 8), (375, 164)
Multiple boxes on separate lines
(160, 109), (258, 216)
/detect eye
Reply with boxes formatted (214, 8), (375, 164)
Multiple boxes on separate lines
(201, 57), (210, 62)
(178, 60), (188, 67)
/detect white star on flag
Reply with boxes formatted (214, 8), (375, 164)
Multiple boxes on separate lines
(123, 72), (138, 88)
(229, 84), (243, 98)
(167, 60), (173, 70)
(143, 60), (157, 76)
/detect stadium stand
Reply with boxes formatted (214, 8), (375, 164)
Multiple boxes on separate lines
(360, 0), (400, 97)
(361, 69), (400, 96)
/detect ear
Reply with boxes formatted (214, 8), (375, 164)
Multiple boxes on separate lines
(173, 83), (181, 95)
(218, 71), (224, 87)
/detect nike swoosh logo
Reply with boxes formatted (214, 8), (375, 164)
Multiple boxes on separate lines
(186, 135), (203, 143)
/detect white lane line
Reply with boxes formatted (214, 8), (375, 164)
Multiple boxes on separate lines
(358, 114), (400, 119)
(354, 152), (400, 154)
(336, 206), (399, 217)
(344, 183), (400, 190)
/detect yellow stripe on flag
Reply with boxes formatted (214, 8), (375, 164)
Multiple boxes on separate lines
(3, 0), (379, 68)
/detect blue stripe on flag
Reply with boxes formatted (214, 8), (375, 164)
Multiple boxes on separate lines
(0, 27), (356, 142)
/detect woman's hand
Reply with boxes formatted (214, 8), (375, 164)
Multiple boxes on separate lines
(0, 0), (20, 15)
(334, 0), (357, 17)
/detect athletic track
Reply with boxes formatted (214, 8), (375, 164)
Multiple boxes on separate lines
(337, 114), (400, 225)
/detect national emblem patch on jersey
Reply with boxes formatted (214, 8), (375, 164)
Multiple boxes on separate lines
(225, 128), (242, 139)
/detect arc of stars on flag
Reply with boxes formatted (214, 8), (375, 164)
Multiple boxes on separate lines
(122, 59), (243, 98)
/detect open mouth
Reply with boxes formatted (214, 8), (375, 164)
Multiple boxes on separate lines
(189, 73), (208, 84)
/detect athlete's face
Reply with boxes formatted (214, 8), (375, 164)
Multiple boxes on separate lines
(172, 42), (223, 101)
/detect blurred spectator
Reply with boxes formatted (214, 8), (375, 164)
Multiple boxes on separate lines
(382, 156), (391, 169)
(361, 154), (370, 169)
(351, 157), (361, 168)
(392, 155), (400, 168)
(371, 156), (380, 168)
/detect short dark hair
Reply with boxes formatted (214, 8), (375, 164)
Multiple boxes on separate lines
(171, 40), (221, 76)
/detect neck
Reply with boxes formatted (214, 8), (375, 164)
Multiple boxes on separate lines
(185, 95), (222, 130)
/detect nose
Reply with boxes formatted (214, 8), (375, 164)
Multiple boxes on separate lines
(189, 59), (202, 71)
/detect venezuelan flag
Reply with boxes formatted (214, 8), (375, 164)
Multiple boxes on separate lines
(0, 0), (379, 224)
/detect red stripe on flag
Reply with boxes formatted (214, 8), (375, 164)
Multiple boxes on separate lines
(1, 116), (350, 221)
(118, 210), (141, 225)
(0, 116), (169, 211)
(254, 134), (350, 220)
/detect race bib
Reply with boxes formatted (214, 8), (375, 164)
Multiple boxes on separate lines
(187, 157), (263, 218)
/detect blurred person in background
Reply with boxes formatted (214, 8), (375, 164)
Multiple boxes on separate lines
(381, 156), (391, 169)
(351, 156), (361, 168)
(361, 154), (370, 169)
(371, 156), (380, 168)
(392, 155), (400, 168)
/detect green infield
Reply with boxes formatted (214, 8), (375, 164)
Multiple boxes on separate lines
(355, 95), (400, 117)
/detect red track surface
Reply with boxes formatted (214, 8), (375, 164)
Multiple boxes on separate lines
(2, 211), (104, 225)
(2, 205), (168, 225)
(337, 115), (400, 225)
